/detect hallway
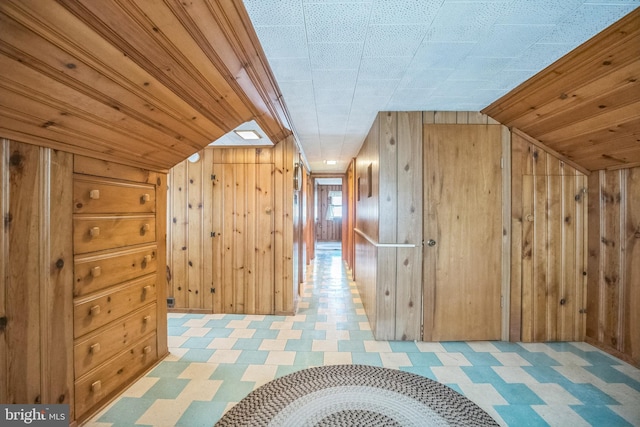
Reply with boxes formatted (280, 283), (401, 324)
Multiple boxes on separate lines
(88, 245), (640, 426)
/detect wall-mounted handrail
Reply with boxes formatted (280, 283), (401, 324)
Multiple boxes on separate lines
(353, 228), (418, 248)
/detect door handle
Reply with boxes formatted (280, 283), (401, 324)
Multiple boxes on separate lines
(427, 239), (436, 247)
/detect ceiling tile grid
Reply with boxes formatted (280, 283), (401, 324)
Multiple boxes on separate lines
(243, 0), (639, 172)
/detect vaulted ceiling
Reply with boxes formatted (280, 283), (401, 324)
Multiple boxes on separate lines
(0, 1), (638, 173)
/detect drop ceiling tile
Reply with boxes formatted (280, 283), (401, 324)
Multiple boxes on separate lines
(243, 0), (304, 26)
(385, 88), (436, 110)
(471, 24), (554, 57)
(314, 88), (354, 105)
(304, 2), (371, 43)
(398, 68), (452, 89)
(431, 79), (488, 97)
(539, 4), (638, 44)
(497, 0), (583, 25)
(359, 56), (412, 80)
(254, 26), (308, 58)
(431, 2), (506, 29)
(316, 103), (351, 117)
(267, 57), (311, 81)
(278, 81), (315, 106)
(505, 43), (576, 71)
(363, 25), (429, 57)
(369, 0), (441, 25)
(309, 43), (363, 69)
(312, 69), (358, 90)
(410, 42), (476, 69)
(447, 56), (513, 80)
(354, 80), (400, 97)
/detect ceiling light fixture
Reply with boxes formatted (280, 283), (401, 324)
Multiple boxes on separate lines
(325, 160), (337, 165)
(234, 130), (262, 140)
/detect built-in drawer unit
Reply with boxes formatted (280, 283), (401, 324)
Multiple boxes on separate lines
(72, 161), (165, 421)
(74, 176), (156, 214)
(73, 274), (157, 338)
(73, 215), (156, 254)
(74, 244), (157, 297)
(74, 333), (158, 417)
(74, 303), (157, 377)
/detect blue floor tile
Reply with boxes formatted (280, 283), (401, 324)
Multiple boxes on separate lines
(494, 405), (549, 426)
(494, 383), (545, 405)
(148, 361), (191, 378)
(97, 397), (155, 424)
(182, 348), (215, 363)
(584, 365), (640, 392)
(571, 405), (634, 427)
(177, 401), (229, 427)
(142, 378), (190, 399)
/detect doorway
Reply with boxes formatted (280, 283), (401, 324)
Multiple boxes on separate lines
(315, 180), (343, 243)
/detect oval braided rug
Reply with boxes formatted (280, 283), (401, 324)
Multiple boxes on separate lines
(215, 364), (499, 426)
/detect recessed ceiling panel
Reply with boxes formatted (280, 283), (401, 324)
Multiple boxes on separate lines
(369, 0), (441, 25)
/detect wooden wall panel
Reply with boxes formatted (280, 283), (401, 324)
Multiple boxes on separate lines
(167, 139), (299, 315)
(586, 167), (640, 367)
(512, 132), (588, 342)
(395, 112), (422, 341)
(0, 139), (74, 411)
(354, 112), (422, 341)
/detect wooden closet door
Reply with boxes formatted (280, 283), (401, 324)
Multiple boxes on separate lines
(423, 125), (502, 341)
(212, 163), (274, 314)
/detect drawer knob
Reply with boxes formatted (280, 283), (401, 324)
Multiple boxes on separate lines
(143, 346), (152, 355)
(91, 380), (101, 393)
(90, 343), (101, 354)
(144, 255), (152, 263)
(89, 189), (100, 200)
(141, 223), (150, 234)
(90, 305), (101, 316)
(89, 226), (100, 237)
(142, 285), (151, 297)
(143, 315), (151, 323)
(90, 266), (101, 277)
(141, 193), (151, 203)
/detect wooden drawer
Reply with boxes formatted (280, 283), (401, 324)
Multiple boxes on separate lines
(74, 303), (157, 378)
(73, 215), (156, 254)
(74, 333), (157, 418)
(74, 244), (158, 297)
(74, 175), (156, 214)
(74, 274), (157, 338)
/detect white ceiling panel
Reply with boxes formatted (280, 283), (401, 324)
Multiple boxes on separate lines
(369, 0), (441, 25)
(363, 25), (429, 57)
(303, 2), (371, 43)
(242, 0), (639, 172)
(308, 43), (363, 69)
(268, 57), (311, 81)
(254, 26), (308, 58)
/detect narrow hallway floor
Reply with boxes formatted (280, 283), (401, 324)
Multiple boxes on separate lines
(89, 246), (640, 426)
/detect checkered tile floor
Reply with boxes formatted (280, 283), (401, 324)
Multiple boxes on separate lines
(88, 244), (640, 426)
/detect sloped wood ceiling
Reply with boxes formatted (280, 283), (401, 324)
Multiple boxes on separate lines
(0, 0), (292, 172)
(483, 8), (640, 172)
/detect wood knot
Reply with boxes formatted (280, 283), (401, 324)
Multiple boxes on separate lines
(9, 152), (23, 166)
(55, 259), (64, 269)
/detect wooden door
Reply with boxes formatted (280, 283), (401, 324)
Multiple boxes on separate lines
(212, 163), (274, 314)
(316, 185), (342, 241)
(423, 125), (502, 341)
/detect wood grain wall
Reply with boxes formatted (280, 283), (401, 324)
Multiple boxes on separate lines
(355, 111), (422, 341)
(587, 167), (640, 367)
(0, 139), (74, 411)
(167, 137), (301, 315)
(510, 131), (588, 343)
(316, 185), (342, 241)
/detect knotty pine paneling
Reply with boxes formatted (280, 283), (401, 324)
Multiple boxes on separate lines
(587, 167), (640, 367)
(1, 139), (74, 413)
(483, 9), (640, 171)
(511, 132), (588, 342)
(0, 0), (291, 172)
(316, 185), (342, 241)
(354, 112), (422, 341)
(167, 138), (301, 315)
